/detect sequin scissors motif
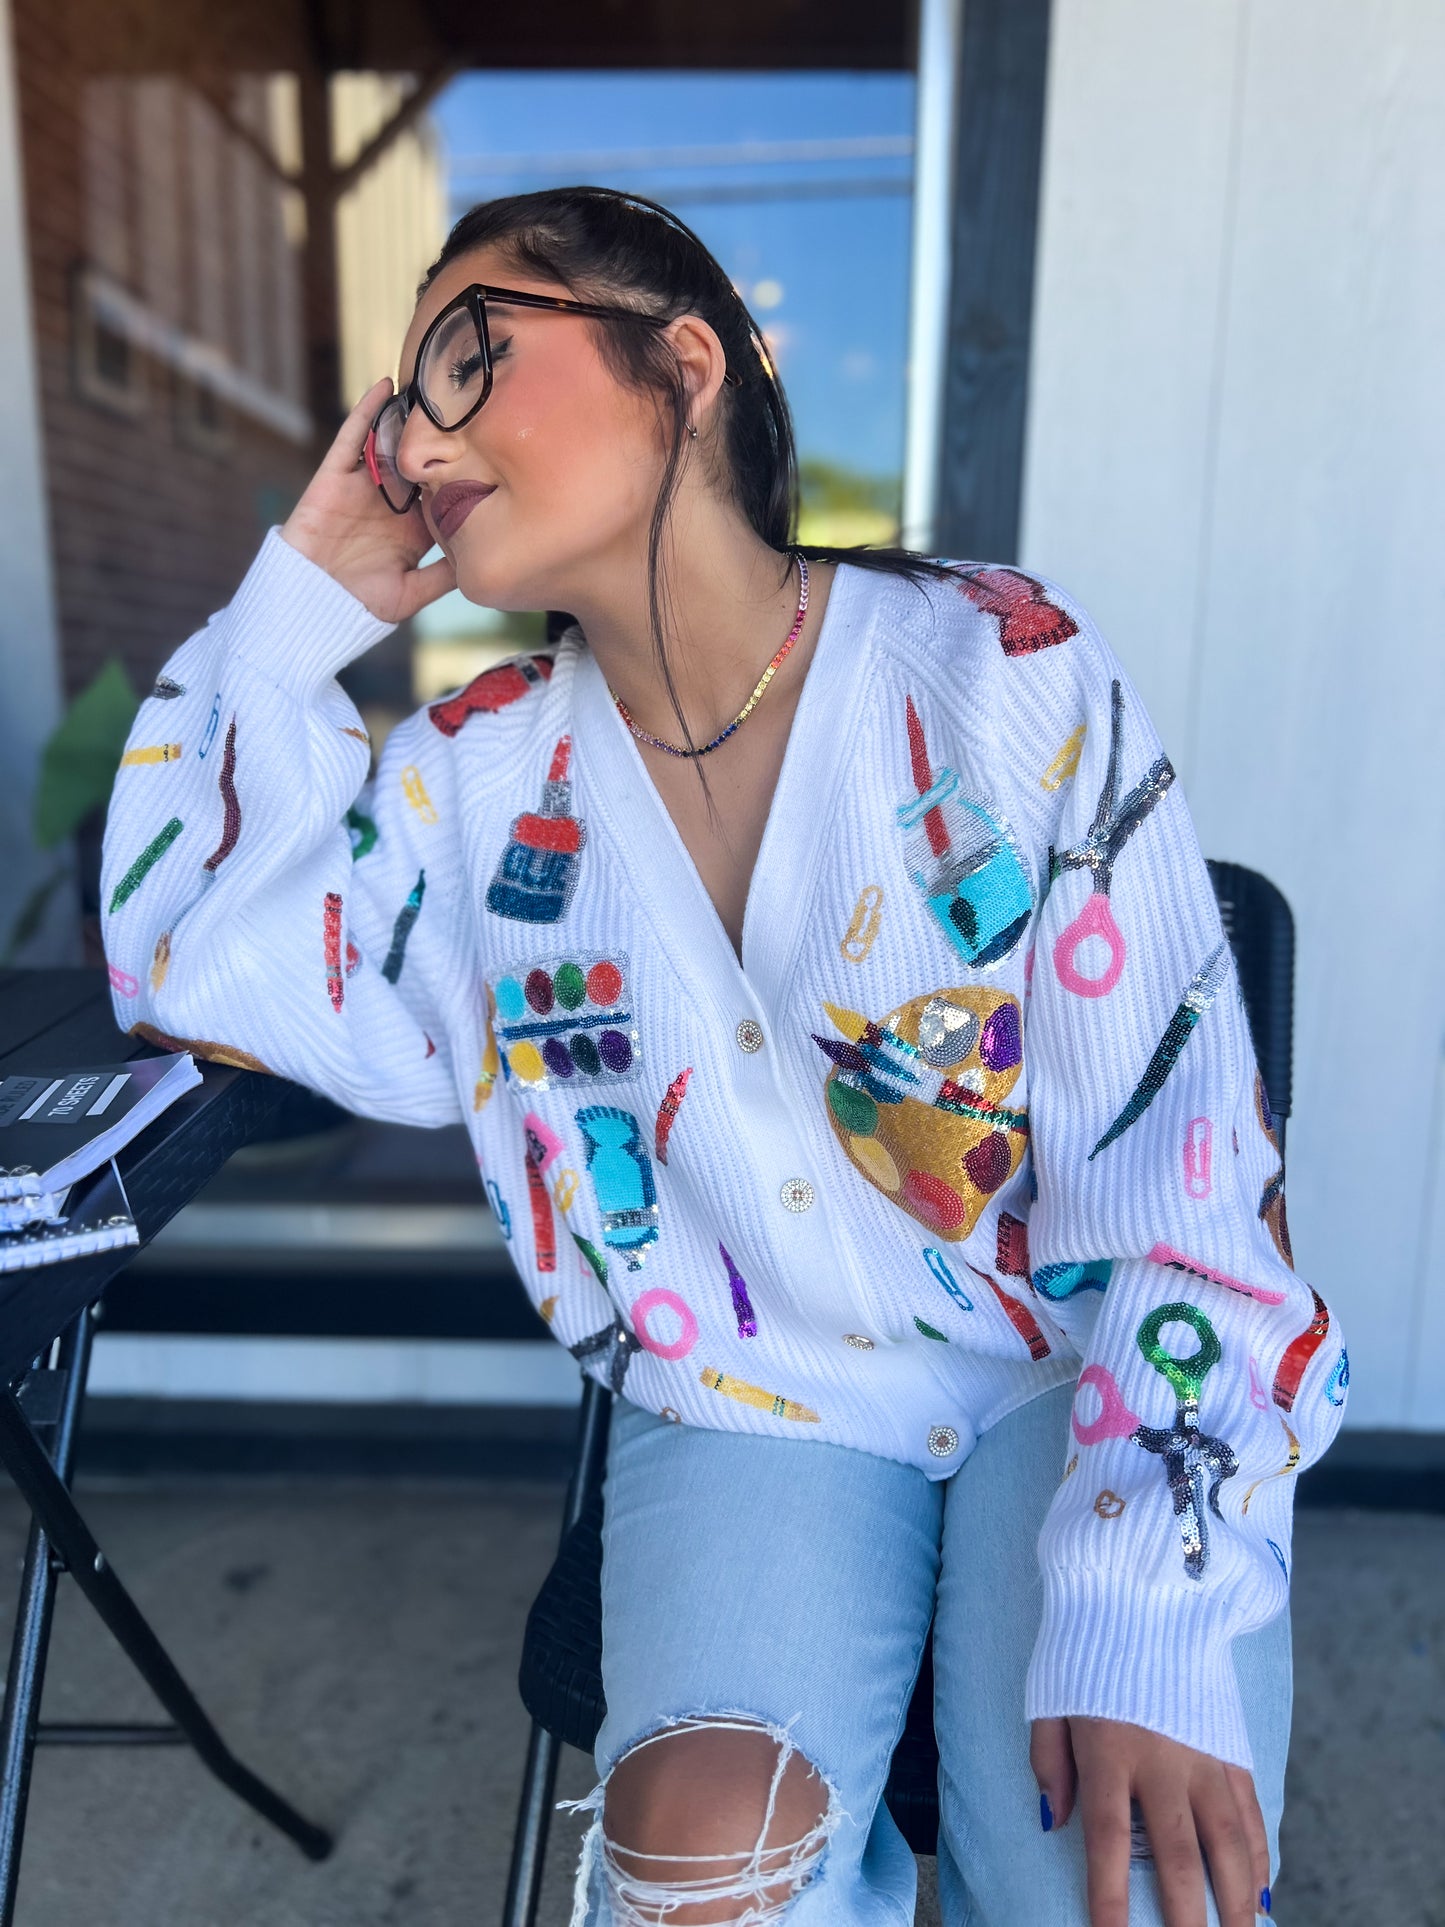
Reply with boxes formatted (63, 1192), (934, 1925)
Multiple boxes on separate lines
(1049, 679), (1175, 997)
(1131, 1301), (1237, 1580)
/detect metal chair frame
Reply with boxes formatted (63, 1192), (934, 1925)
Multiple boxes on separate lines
(502, 861), (1295, 1924)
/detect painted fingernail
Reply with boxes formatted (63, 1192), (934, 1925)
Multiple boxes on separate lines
(1040, 1792), (1054, 1832)
(1260, 1887), (1272, 1916)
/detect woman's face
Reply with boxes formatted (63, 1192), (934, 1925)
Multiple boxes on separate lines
(394, 246), (675, 612)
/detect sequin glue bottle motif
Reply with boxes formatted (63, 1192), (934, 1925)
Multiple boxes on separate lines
(897, 698), (1031, 968)
(575, 1105), (658, 1269)
(485, 736), (585, 924)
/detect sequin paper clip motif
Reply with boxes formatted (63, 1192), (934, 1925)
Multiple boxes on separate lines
(953, 566), (1080, 658)
(108, 963), (139, 997)
(576, 1105), (658, 1270)
(523, 1113), (563, 1274)
(485, 736), (586, 924)
(924, 1246), (974, 1311)
(719, 1243), (757, 1338)
(494, 954), (638, 1092)
(898, 698), (1032, 968)
(401, 766), (438, 824)
(197, 694), (221, 759)
(814, 989), (1027, 1241)
(1183, 1117), (1213, 1199)
(427, 654), (553, 737)
(699, 1366), (819, 1423)
(840, 885), (884, 963)
(1088, 942), (1231, 1159)
(1049, 681), (1175, 1000)
(1326, 1349), (1350, 1408)
(381, 871), (425, 984)
(201, 719), (240, 880)
(323, 892), (345, 1011)
(1040, 724), (1086, 792)
(109, 818), (184, 913)
(654, 1067), (692, 1164)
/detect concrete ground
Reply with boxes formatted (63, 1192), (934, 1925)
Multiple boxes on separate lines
(0, 1482), (1437, 1926)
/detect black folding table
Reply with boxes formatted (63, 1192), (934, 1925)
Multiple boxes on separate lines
(0, 968), (332, 1923)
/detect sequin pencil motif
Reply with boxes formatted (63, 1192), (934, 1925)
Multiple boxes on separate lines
(121, 743), (183, 766)
(719, 1242), (757, 1337)
(968, 1264), (1051, 1361)
(109, 817), (183, 912)
(698, 1367), (819, 1423)
(1088, 942), (1231, 1159)
(381, 870), (425, 984)
(523, 1112), (563, 1274)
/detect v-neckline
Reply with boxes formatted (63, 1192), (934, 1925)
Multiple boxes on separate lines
(571, 561), (877, 1007)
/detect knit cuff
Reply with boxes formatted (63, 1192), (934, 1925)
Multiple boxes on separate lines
(227, 527), (396, 700)
(1025, 1568), (1253, 1770)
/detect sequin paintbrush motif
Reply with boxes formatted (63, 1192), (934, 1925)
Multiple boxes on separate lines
(381, 870), (425, 984)
(109, 818), (184, 912)
(698, 1367), (819, 1423)
(202, 719), (240, 876)
(719, 1242), (757, 1337)
(1088, 943), (1231, 1159)
(323, 892), (344, 1011)
(654, 1067), (692, 1163)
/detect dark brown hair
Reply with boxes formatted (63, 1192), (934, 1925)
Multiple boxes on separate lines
(421, 185), (952, 754)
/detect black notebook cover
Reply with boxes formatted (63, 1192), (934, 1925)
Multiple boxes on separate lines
(0, 1054), (201, 1200)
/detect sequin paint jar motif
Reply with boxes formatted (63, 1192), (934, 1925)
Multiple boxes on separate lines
(897, 698), (1032, 968)
(576, 1104), (658, 1269)
(485, 735), (585, 924)
(492, 953), (639, 1090)
(813, 986), (1027, 1241)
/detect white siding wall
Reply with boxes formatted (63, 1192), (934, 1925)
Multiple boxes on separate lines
(1020, 0), (1445, 1428)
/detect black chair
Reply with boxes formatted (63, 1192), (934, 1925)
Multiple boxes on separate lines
(501, 861), (1295, 1924)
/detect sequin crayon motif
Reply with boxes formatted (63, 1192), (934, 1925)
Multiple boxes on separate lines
(1272, 1288), (1330, 1412)
(109, 817), (184, 912)
(654, 1067), (692, 1163)
(954, 565), (1080, 657)
(323, 892), (345, 1011)
(121, 743), (182, 766)
(969, 1264), (1051, 1360)
(381, 870), (425, 984)
(719, 1242), (757, 1337)
(1088, 943), (1231, 1159)
(427, 654), (552, 737)
(486, 737), (586, 924)
(698, 1366), (819, 1423)
(523, 1113), (563, 1274)
(202, 718), (240, 875)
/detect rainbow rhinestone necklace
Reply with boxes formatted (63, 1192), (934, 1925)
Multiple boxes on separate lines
(611, 554), (810, 759)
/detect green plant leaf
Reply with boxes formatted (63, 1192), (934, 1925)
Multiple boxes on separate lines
(33, 659), (139, 849)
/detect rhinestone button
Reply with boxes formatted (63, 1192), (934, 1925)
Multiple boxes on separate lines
(735, 1018), (764, 1054)
(779, 1177), (815, 1214)
(928, 1424), (960, 1458)
(843, 1333), (875, 1351)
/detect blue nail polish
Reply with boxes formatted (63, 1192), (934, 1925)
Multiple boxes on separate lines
(1040, 1792), (1054, 1833)
(1260, 1886), (1272, 1915)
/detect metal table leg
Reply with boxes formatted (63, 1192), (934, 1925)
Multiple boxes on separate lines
(0, 1304), (331, 1924)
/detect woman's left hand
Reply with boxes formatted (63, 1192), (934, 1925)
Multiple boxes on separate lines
(1030, 1716), (1271, 1925)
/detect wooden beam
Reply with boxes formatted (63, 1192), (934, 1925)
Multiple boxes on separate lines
(331, 65), (458, 200)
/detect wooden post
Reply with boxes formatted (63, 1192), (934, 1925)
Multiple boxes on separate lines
(297, 63), (342, 450)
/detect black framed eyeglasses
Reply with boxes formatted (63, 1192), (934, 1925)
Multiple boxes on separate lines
(363, 282), (742, 515)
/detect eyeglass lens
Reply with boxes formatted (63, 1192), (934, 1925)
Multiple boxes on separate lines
(370, 301), (490, 512)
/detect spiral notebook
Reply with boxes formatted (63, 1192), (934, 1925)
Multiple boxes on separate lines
(0, 1053), (199, 1203)
(0, 1160), (138, 1274)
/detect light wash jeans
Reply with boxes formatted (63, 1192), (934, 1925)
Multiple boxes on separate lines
(569, 1382), (1292, 1925)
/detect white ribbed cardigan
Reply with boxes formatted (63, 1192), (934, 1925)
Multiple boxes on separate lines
(101, 531), (1345, 1768)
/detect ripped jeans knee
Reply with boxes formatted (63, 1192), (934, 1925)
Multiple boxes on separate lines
(560, 1712), (847, 1926)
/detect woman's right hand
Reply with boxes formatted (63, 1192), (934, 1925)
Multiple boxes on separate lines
(280, 378), (457, 626)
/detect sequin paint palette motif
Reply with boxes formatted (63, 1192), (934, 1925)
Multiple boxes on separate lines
(813, 986), (1028, 1241)
(492, 953), (639, 1091)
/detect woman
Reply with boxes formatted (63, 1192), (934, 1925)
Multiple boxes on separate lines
(103, 187), (1341, 1925)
